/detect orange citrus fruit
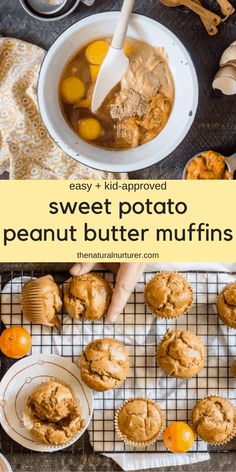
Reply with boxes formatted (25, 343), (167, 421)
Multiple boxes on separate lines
(0, 326), (32, 359)
(163, 422), (195, 453)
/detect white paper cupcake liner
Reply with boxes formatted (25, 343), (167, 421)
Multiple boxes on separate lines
(114, 396), (165, 448)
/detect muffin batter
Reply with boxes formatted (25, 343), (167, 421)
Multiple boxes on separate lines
(107, 41), (174, 148)
(59, 38), (174, 149)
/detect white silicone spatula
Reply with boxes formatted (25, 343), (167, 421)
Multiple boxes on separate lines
(91, 0), (135, 113)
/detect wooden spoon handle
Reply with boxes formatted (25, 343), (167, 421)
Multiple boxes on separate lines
(112, 0), (135, 49)
(192, 0), (218, 35)
(216, 0), (235, 18)
(182, 0), (222, 25)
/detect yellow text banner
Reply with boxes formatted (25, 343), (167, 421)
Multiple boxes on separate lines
(0, 180), (235, 262)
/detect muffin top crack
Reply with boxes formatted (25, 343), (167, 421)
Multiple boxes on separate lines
(157, 329), (205, 378)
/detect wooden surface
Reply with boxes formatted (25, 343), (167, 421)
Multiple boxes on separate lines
(0, 0), (236, 179)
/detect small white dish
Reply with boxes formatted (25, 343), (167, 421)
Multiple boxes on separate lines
(28, 0), (67, 15)
(0, 354), (93, 452)
(0, 455), (12, 472)
(38, 12), (199, 172)
(19, 0), (81, 21)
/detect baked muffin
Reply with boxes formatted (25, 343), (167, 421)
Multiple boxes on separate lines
(217, 282), (236, 329)
(79, 338), (130, 391)
(157, 329), (205, 378)
(145, 272), (193, 319)
(21, 275), (62, 329)
(23, 381), (84, 446)
(115, 397), (164, 447)
(186, 150), (232, 180)
(26, 381), (74, 422)
(64, 274), (112, 321)
(192, 396), (236, 445)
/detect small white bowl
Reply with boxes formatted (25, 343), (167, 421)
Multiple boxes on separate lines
(28, 0), (67, 16)
(19, 0), (81, 21)
(0, 354), (93, 452)
(38, 12), (199, 172)
(0, 455), (12, 472)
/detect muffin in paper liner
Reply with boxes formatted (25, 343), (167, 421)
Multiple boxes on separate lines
(156, 328), (206, 379)
(23, 377), (85, 447)
(114, 397), (165, 447)
(144, 271), (193, 320)
(64, 272), (113, 321)
(191, 395), (236, 446)
(21, 275), (63, 330)
(216, 281), (236, 329)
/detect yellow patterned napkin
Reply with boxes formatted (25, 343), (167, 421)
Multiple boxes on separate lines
(0, 37), (126, 180)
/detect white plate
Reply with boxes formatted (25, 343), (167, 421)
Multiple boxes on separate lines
(38, 12), (198, 172)
(0, 455), (12, 472)
(0, 354), (93, 452)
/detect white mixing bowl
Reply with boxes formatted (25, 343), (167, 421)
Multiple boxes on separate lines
(38, 12), (198, 172)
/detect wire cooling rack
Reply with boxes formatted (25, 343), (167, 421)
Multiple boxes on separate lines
(1, 268), (236, 455)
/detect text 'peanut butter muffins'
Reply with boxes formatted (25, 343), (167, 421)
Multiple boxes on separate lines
(23, 381), (84, 446)
(157, 329), (205, 378)
(145, 272), (193, 319)
(192, 396), (236, 445)
(21, 275), (62, 329)
(115, 398), (164, 447)
(217, 282), (236, 329)
(64, 273), (112, 321)
(79, 338), (130, 391)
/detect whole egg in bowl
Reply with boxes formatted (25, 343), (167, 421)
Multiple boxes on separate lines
(38, 12), (198, 172)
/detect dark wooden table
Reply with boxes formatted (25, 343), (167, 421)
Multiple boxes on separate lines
(0, 0), (236, 180)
